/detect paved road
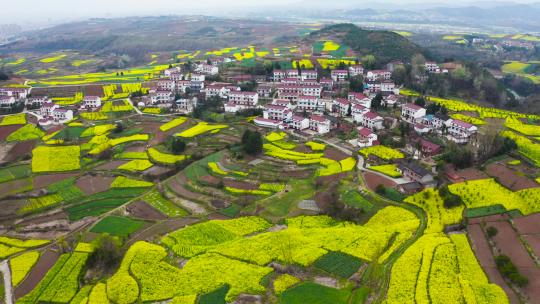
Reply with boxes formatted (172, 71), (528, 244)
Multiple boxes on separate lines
(1, 260), (13, 304)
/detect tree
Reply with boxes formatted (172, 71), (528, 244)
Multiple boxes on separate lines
(347, 103), (352, 116)
(86, 234), (123, 278)
(361, 55), (376, 70)
(486, 226), (498, 238)
(0, 70), (9, 81)
(241, 130), (262, 155)
(170, 137), (186, 154)
(371, 93), (383, 110)
(113, 122), (124, 133)
(414, 97), (426, 107)
(440, 185), (463, 209)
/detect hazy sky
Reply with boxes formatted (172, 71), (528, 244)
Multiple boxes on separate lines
(2, 0), (539, 25)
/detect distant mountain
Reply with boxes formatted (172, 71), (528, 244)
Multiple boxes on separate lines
(307, 24), (424, 63)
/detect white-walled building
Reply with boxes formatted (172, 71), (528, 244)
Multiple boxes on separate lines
(366, 70), (391, 82)
(0, 87), (30, 99)
(349, 65), (364, 77)
(263, 104), (292, 121)
(228, 91), (258, 106)
(309, 114), (331, 134)
(196, 63), (219, 75)
(290, 115), (310, 130)
(357, 127), (378, 147)
(297, 95), (324, 112)
(401, 103), (427, 124)
(358, 111), (384, 130)
(348, 92), (371, 108)
(175, 98), (197, 114)
(27, 96), (51, 106)
(0, 96), (16, 106)
(157, 80), (175, 91)
(83, 96), (102, 108)
(300, 70), (318, 81)
(331, 70), (348, 82)
(150, 91), (174, 104)
(445, 119), (478, 143)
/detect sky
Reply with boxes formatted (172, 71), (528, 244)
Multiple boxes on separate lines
(1, 0), (539, 25)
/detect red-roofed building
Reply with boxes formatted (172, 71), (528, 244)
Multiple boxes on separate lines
(254, 117), (284, 129)
(348, 92), (372, 108)
(290, 115), (310, 130)
(300, 70), (318, 81)
(263, 104), (292, 121)
(228, 91), (258, 106)
(298, 95), (323, 112)
(349, 65), (364, 77)
(401, 103), (426, 123)
(366, 70), (391, 82)
(83, 96), (101, 108)
(358, 111), (384, 130)
(331, 69), (348, 82)
(309, 114), (331, 134)
(357, 127), (378, 147)
(445, 119), (478, 143)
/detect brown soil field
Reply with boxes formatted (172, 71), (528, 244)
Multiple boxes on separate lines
(15, 249), (60, 299)
(199, 175), (221, 187)
(456, 168), (489, 181)
(513, 213), (540, 235)
(468, 214), (510, 225)
(467, 224), (519, 303)
(124, 145), (147, 152)
(324, 147), (349, 161)
(283, 170), (313, 178)
(0, 178), (32, 198)
(485, 163), (538, 191)
(0, 199), (26, 219)
(33, 173), (78, 189)
(16, 210), (68, 226)
(75, 175), (115, 195)
(490, 221), (540, 301)
(208, 213), (230, 220)
(94, 160), (128, 170)
(126, 217), (199, 246)
(363, 171), (397, 191)
(0, 125), (23, 141)
(127, 201), (167, 220)
(6, 140), (37, 162)
(143, 166), (174, 178)
(522, 235), (540, 258)
(223, 179), (258, 190)
(168, 175), (210, 202)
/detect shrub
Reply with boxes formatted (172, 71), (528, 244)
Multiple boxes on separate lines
(486, 226), (498, 238)
(495, 255), (528, 287)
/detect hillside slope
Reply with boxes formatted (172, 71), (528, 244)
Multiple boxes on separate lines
(307, 23), (423, 63)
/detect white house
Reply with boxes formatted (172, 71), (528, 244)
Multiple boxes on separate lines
(254, 117), (284, 129)
(150, 91), (174, 104)
(286, 69), (299, 79)
(190, 74), (205, 82)
(257, 84), (273, 98)
(196, 63), (219, 75)
(83, 96), (102, 108)
(445, 119), (478, 144)
(164, 67), (182, 77)
(401, 103), (426, 124)
(366, 70), (391, 82)
(359, 111), (384, 130)
(425, 62), (440, 73)
(297, 95), (323, 112)
(348, 92), (371, 108)
(335, 98), (351, 117)
(228, 91), (258, 107)
(422, 114), (450, 131)
(349, 65), (364, 77)
(300, 70), (318, 81)
(52, 108), (73, 122)
(309, 114), (331, 134)
(175, 98), (197, 114)
(357, 127), (378, 147)
(380, 81), (396, 93)
(157, 80), (175, 91)
(320, 78), (334, 90)
(263, 104), (292, 121)
(272, 99), (293, 109)
(273, 70), (287, 82)
(40, 102), (58, 117)
(0, 96), (16, 106)
(290, 115), (310, 130)
(384, 95), (399, 107)
(170, 72), (185, 82)
(27, 96), (51, 106)
(331, 70), (348, 82)
(0, 87), (30, 99)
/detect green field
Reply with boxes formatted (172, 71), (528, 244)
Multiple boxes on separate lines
(198, 284), (229, 304)
(218, 203), (242, 217)
(280, 282), (352, 304)
(341, 190), (374, 211)
(0, 165), (31, 183)
(465, 204), (507, 218)
(142, 190), (187, 217)
(90, 216), (146, 237)
(66, 198), (134, 221)
(51, 127), (86, 140)
(501, 61), (540, 84)
(314, 251), (363, 278)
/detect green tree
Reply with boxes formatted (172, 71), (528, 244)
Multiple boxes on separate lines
(241, 130), (262, 155)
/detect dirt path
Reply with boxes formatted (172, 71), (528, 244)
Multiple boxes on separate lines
(1, 260), (13, 304)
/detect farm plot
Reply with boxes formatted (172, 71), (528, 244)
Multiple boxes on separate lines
(280, 282), (353, 304)
(0, 164), (31, 183)
(90, 216), (146, 237)
(176, 122), (228, 138)
(31, 146), (81, 173)
(0, 237), (50, 259)
(313, 251), (363, 278)
(18, 252), (89, 304)
(385, 233), (507, 304)
(359, 146), (404, 160)
(142, 189), (188, 217)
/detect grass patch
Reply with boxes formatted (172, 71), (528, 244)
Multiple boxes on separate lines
(65, 197), (134, 221)
(90, 216), (146, 237)
(341, 190), (374, 211)
(465, 204), (507, 218)
(314, 251), (363, 278)
(198, 284), (229, 304)
(142, 189), (187, 217)
(280, 282), (352, 304)
(0, 165), (31, 183)
(218, 203), (242, 217)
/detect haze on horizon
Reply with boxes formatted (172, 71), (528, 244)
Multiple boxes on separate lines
(1, 0), (540, 25)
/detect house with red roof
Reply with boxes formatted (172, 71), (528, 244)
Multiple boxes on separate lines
(445, 118), (478, 143)
(349, 65), (364, 77)
(331, 70), (348, 82)
(309, 114), (331, 134)
(358, 111), (384, 130)
(290, 115), (310, 130)
(357, 127), (378, 148)
(401, 103), (426, 123)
